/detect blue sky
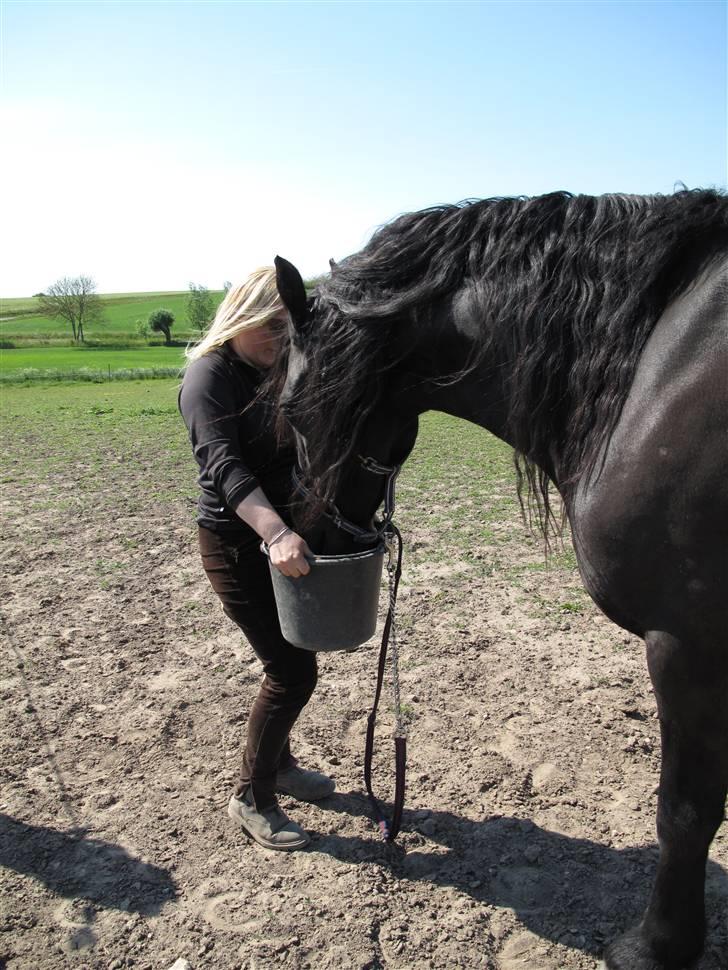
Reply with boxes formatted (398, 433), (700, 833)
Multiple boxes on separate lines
(2, 0), (726, 296)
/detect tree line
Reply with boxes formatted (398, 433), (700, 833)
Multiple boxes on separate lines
(36, 276), (224, 345)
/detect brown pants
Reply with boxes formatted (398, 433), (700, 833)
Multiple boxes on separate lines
(198, 525), (318, 809)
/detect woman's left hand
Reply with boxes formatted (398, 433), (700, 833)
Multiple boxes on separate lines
(269, 531), (312, 578)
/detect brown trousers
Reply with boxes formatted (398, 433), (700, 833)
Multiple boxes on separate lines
(198, 525), (318, 809)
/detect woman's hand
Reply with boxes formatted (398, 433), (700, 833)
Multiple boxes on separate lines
(269, 530), (312, 578)
(235, 491), (312, 577)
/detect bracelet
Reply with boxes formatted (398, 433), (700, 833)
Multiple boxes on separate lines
(267, 526), (292, 548)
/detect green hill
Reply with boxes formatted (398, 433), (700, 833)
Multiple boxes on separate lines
(0, 290), (226, 345)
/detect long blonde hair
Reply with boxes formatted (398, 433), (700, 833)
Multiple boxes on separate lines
(185, 266), (284, 363)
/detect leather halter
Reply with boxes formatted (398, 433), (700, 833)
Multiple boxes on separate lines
(291, 454), (401, 544)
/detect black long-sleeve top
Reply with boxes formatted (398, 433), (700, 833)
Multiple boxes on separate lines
(178, 343), (296, 538)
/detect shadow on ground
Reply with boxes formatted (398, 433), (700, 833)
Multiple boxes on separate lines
(0, 813), (177, 917)
(306, 791), (728, 962)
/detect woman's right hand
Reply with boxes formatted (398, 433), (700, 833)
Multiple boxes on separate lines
(269, 530), (312, 578)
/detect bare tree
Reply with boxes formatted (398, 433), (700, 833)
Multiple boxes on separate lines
(37, 275), (104, 343)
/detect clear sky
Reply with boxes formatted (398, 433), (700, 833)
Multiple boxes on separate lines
(1, 0), (726, 296)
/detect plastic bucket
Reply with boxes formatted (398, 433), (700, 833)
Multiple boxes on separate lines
(264, 543), (385, 652)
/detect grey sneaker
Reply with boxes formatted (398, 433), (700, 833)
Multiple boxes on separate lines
(227, 792), (310, 851)
(276, 764), (336, 802)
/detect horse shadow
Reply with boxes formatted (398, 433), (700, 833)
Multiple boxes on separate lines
(0, 812), (178, 950)
(305, 791), (728, 961)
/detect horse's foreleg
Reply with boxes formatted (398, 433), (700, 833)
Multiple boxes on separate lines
(604, 630), (728, 970)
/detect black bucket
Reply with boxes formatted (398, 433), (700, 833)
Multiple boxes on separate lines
(263, 543), (386, 652)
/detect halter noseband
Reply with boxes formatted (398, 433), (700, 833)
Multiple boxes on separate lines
(292, 454), (401, 544)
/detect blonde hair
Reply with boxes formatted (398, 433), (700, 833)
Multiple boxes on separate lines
(185, 266), (284, 363)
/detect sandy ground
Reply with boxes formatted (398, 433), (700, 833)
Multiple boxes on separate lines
(1, 413), (726, 970)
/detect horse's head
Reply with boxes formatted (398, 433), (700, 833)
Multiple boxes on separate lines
(274, 255), (418, 554)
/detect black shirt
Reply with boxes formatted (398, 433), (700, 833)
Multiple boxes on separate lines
(178, 343), (296, 537)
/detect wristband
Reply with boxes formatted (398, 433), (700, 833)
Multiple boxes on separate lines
(267, 526), (292, 548)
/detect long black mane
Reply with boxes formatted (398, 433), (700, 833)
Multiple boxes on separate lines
(284, 189), (728, 531)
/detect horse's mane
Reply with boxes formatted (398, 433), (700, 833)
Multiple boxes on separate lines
(282, 189), (728, 535)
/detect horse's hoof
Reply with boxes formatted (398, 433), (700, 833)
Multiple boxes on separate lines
(602, 925), (702, 970)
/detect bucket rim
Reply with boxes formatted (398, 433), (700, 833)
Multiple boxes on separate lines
(261, 541), (386, 565)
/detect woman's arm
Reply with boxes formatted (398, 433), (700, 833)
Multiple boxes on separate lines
(235, 488), (311, 578)
(180, 354), (310, 577)
(179, 355), (261, 510)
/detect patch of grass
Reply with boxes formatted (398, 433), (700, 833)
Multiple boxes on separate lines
(559, 601), (583, 614)
(0, 345), (186, 379)
(1, 365), (182, 385)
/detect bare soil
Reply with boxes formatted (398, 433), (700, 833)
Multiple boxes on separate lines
(1, 396), (726, 970)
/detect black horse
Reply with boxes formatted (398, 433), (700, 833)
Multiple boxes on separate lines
(273, 189), (728, 970)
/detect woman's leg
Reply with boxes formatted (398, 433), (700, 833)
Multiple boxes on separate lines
(198, 525), (318, 810)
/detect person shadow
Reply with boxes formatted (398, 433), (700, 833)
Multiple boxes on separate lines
(0, 814), (178, 952)
(303, 790), (728, 963)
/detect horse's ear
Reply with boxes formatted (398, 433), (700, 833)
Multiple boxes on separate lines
(275, 255), (308, 332)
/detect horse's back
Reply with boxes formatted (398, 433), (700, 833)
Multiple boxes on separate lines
(570, 256), (728, 639)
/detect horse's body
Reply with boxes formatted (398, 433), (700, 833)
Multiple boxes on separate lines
(273, 190), (728, 970)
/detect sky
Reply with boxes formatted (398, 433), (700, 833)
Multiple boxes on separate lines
(1, 0), (726, 297)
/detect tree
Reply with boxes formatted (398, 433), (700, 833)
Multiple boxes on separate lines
(187, 282), (214, 333)
(223, 280), (232, 293)
(37, 275), (103, 343)
(148, 308), (175, 345)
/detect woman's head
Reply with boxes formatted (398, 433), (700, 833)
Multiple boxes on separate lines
(185, 266), (287, 365)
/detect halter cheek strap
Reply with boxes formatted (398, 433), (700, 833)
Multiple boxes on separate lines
(291, 455), (401, 544)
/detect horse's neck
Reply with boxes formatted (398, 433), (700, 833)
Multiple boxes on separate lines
(395, 306), (514, 443)
(414, 368), (508, 435)
(396, 306), (560, 482)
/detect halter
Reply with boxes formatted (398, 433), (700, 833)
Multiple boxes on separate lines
(291, 454), (401, 545)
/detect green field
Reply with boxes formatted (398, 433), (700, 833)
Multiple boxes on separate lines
(0, 345), (186, 371)
(0, 288), (227, 381)
(0, 379), (520, 548)
(0, 377), (566, 574)
(0, 290), (226, 344)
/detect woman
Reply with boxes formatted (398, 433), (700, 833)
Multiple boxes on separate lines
(179, 267), (334, 852)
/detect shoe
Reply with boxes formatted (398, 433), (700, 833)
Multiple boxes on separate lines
(227, 792), (310, 851)
(276, 764), (336, 802)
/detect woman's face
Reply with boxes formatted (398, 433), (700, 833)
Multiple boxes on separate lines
(229, 312), (288, 369)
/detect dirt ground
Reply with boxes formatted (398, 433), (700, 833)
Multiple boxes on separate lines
(1, 398), (726, 970)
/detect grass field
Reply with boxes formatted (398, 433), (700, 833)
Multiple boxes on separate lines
(0, 288), (225, 380)
(0, 290), (226, 344)
(0, 379), (518, 528)
(0, 378), (519, 554)
(0, 377), (547, 567)
(0, 345), (186, 372)
(0, 290), (197, 317)
(0, 346), (187, 384)
(0, 379), (190, 493)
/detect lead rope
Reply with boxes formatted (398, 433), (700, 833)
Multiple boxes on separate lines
(363, 524), (407, 842)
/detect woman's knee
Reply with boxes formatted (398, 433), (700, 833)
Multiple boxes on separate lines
(264, 653), (318, 700)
